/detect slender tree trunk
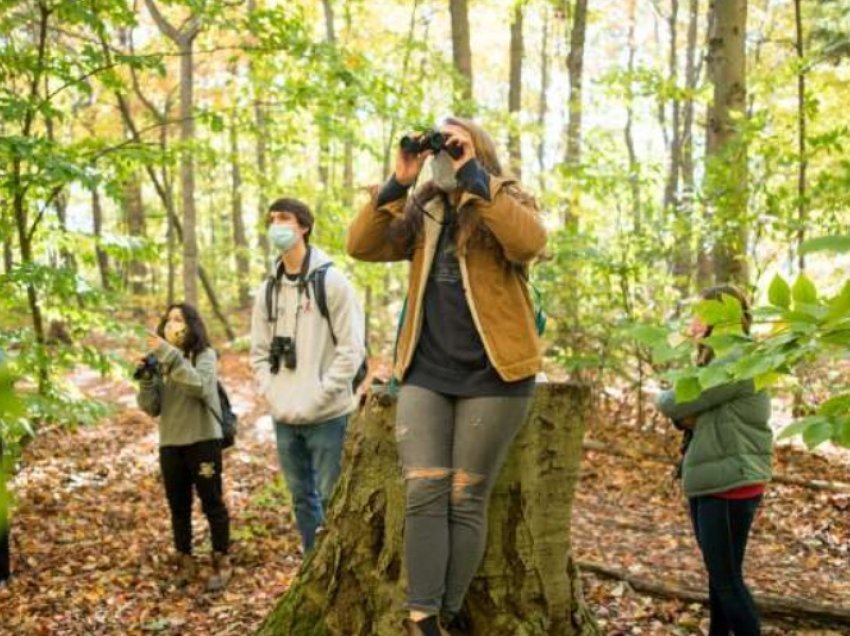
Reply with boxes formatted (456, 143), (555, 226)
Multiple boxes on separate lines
(123, 176), (147, 295)
(105, 41), (236, 339)
(663, 0), (682, 214)
(679, 0), (699, 295)
(508, 2), (524, 179)
(382, 0), (421, 178)
(178, 38), (199, 305)
(247, 0), (270, 263)
(449, 0), (474, 115)
(706, 0), (749, 286)
(625, 0), (641, 232)
(258, 385), (600, 635)
(43, 100), (77, 279)
(537, 4), (550, 193)
(653, 7), (670, 152)
(793, 0), (807, 273)
(2, 238), (11, 274)
(91, 186), (110, 291)
(230, 111), (251, 307)
(143, 0), (202, 305)
(564, 0), (589, 226)
(11, 3), (50, 390)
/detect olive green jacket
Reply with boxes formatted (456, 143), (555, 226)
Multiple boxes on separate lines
(657, 379), (773, 498)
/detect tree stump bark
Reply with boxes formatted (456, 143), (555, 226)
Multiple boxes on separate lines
(258, 383), (600, 636)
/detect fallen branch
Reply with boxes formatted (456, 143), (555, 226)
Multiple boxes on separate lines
(582, 439), (850, 493)
(578, 560), (850, 626)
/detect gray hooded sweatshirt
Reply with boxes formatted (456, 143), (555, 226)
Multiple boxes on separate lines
(249, 246), (365, 425)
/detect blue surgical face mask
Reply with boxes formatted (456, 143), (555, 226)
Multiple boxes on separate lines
(269, 223), (299, 253)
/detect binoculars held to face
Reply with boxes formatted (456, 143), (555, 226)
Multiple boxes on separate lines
(400, 130), (463, 160)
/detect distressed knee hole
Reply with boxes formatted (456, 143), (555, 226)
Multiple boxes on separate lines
(404, 467), (452, 481)
(451, 469), (485, 504)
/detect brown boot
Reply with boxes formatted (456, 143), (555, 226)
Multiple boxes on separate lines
(206, 552), (232, 592)
(173, 553), (195, 587)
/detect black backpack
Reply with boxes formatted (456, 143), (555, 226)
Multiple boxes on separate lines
(208, 382), (237, 449)
(192, 354), (237, 449)
(265, 261), (369, 392)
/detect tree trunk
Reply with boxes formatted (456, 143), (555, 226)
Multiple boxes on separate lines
(508, 2), (524, 179)
(564, 0), (589, 227)
(178, 37), (199, 305)
(705, 0), (748, 286)
(537, 4), (550, 193)
(449, 0), (474, 115)
(678, 0), (699, 296)
(143, 0), (202, 305)
(248, 0), (270, 263)
(382, 0), (421, 179)
(91, 186), (110, 291)
(624, 0), (641, 232)
(123, 175), (147, 295)
(793, 0), (807, 273)
(663, 0), (682, 215)
(258, 384), (600, 636)
(229, 111), (251, 307)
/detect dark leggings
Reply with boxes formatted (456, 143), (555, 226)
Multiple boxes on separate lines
(160, 440), (230, 555)
(689, 495), (762, 636)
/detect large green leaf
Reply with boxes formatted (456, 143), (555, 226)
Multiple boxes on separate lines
(778, 415), (828, 440)
(694, 294), (743, 328)
(833, 418), (850, 449)
(698, 364), (730, 390)
(799, 235), (850, 255)
(768, 274), (791, 309)
(803, 419), (834, 449)
(791, 273), (818, 306)
(675, 376), (702, 403)
(818, 393), (850, 417)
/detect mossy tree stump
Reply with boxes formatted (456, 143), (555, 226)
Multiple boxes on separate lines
(258, 383), (600, 636)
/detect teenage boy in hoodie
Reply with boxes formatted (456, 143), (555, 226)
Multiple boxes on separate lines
(250, 197), (365, 552)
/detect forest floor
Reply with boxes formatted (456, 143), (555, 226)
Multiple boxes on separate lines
(0, 348), (848, 636)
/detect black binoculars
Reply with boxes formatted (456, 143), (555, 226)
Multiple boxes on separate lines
(133, 353), (160, 381)
(400, 130), (463, 160)
(269, 336), (296, 374)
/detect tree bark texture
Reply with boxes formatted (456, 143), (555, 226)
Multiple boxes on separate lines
(449, 0), (474, 115)
(705, 0), (748, 286)
(229, 113), (251, 307)
(258, 384), (600, 636)
(564, 0), (589, 227)
(508, 2), (524, 179)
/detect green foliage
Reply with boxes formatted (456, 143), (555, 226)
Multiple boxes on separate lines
(654, 272), (850, 450)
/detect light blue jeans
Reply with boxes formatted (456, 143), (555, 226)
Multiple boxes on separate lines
(274, 415), (348, 551)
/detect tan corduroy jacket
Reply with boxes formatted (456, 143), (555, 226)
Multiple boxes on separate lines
(346, 174), (547, 383)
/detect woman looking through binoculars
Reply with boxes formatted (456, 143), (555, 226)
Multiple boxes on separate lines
(347, 117), (547, 636)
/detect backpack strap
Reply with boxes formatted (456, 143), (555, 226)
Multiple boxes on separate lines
(265, 274), (277, 323)
(310, 262), (336, 345)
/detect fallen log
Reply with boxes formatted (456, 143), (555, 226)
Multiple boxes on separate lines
(578, 560), (850, 626)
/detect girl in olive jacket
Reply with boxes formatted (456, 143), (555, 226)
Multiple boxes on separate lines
(658, 286), (772, 636)
(348, 118), (546, 636)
